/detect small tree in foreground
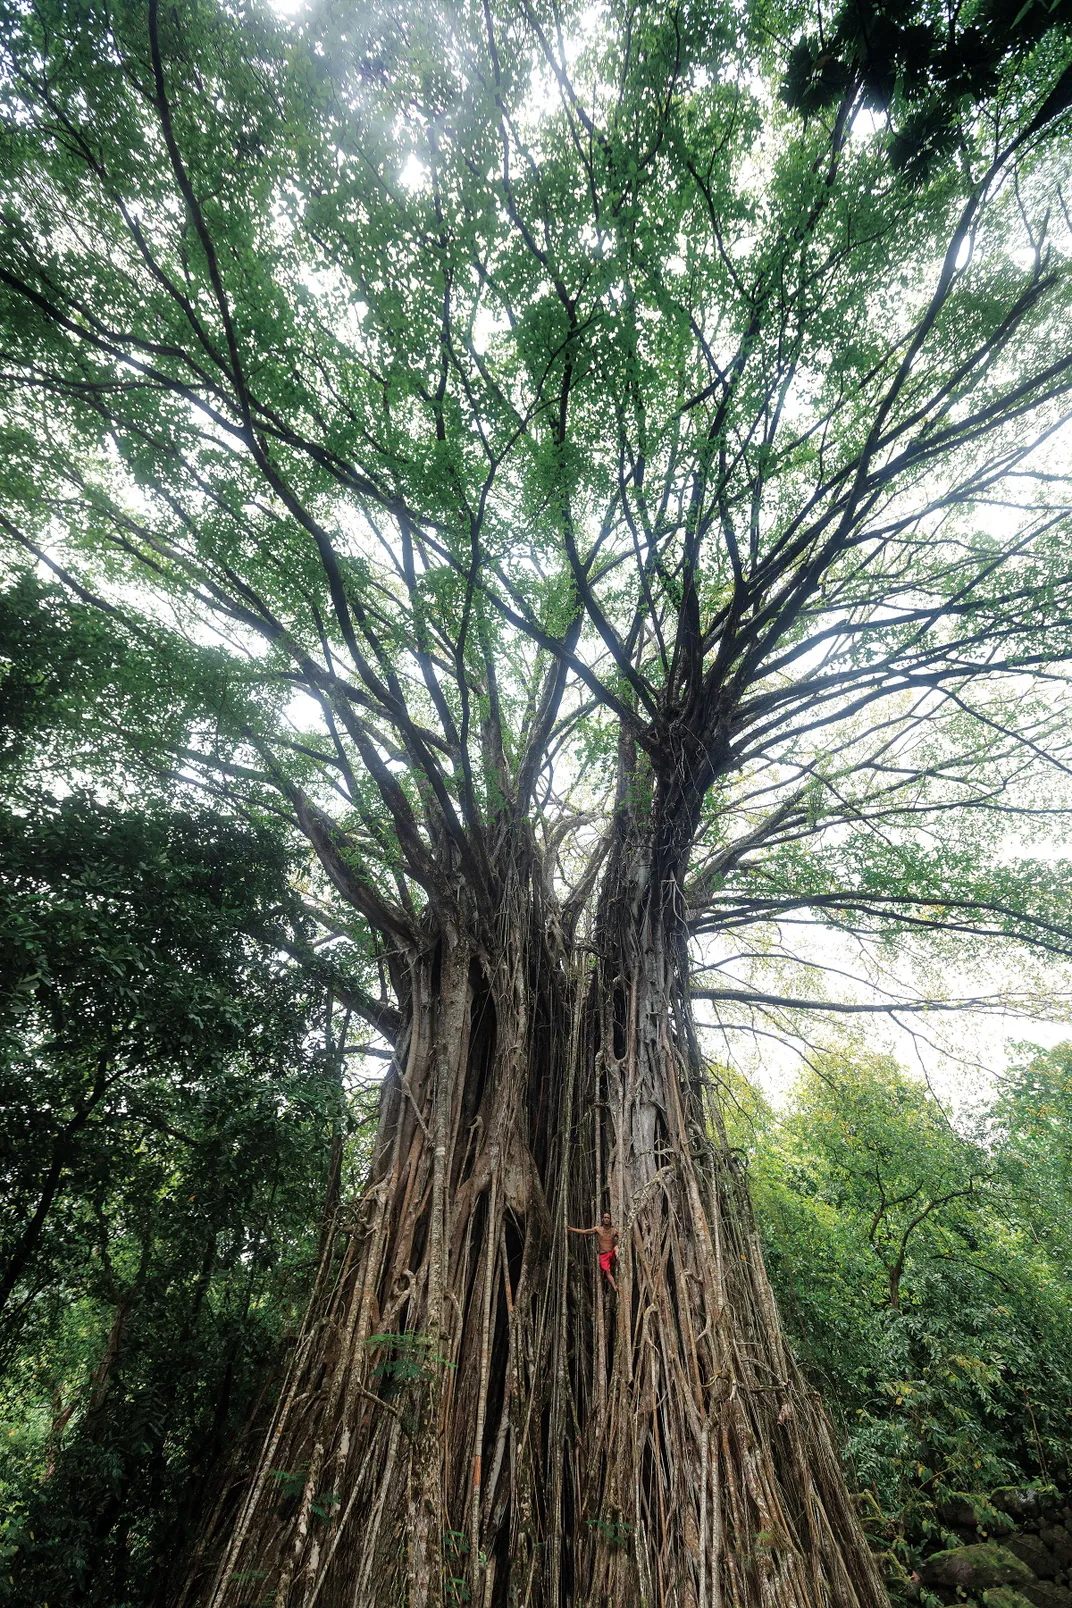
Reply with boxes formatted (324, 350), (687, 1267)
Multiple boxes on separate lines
(2, 0), (1072, 1602)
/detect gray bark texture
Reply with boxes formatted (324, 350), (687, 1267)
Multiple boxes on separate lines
(189, 810), (887, 1608)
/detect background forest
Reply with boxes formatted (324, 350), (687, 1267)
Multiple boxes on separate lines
(0, 576), (379, 1604)
(3, 578), (1072, 1604)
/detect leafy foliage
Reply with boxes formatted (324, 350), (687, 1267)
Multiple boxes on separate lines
(0, 0), (1070, 1048)
(0, 579), (378, 1606)
(780, 0), (1072, 180)
(0, 792), (344, 1604)
(742, 1047), (1072, 1573)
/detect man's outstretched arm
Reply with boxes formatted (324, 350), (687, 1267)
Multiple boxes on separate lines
(566, 1225), (596, 1235)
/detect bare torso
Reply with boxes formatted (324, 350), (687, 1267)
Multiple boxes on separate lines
(566, 1219), (619, 1288)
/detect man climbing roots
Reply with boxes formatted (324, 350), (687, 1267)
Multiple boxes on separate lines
(567, 1211), (619, 1292)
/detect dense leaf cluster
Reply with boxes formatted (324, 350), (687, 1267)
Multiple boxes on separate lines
(782, 0), (1072, 180)
(0, 0), (1070, 1044)
(0, 579), (370, 1607)
(744, 1047), (1072, 1586)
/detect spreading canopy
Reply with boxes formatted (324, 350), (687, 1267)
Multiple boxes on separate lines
(1, 0), (1072, 1036)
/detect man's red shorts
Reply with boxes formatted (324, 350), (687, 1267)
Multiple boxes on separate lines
(599, 1248), (617, 1274)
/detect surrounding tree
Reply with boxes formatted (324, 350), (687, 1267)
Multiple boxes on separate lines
(2, 0), (1072, 1603)
(743, 1047), (1072, 1588)
(782, 0), (1072, 180)
(0, 800), (338, 1607)
(0, 576), (372, 1605)
(993, 1039), (1072, 1283)
(0, 789), (346, 1604)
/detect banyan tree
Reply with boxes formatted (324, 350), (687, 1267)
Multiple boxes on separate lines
(3, 0), (1072, 1600)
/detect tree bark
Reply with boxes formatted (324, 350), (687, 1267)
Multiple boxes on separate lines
(196, 833), (887, 1608)
(0, 1150), (67, 1319)
(0, 1062), (109, 1323)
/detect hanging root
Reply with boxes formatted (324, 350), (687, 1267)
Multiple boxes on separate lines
(189, 901), (887, 1608)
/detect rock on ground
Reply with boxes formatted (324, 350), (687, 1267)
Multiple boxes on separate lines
(1021, 1584), (1072, 1608)
(1006, 1534), (1060, 1580)
(921, 1543), (1036, 1592)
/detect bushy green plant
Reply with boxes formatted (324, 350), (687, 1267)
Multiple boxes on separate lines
(741, 1048), (1072, 1552)
(0, 577), (383, 1606)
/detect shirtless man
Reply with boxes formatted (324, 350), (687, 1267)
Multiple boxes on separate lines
(567, 1211), (619, 1292)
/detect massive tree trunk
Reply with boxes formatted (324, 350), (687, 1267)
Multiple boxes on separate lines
(198, 801), (887, 1608)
